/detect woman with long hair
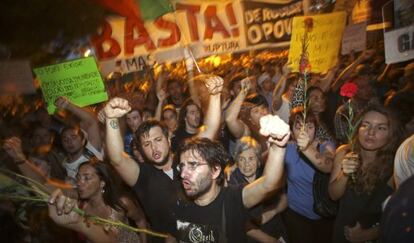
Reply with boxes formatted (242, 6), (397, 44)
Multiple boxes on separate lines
(48, 158), (146, 243)
(328, 105), (403, 243)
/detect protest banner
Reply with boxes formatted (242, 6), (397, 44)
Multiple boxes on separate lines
(92, 0), (245, 76)
(0, 60), (35, 95)
(92, 0), (304, 76)
(341, 22), (367, 55)
(34, 57), (108, 114)
(288, 12), (346, 73)
(384, 24), (414, 64)
(243, 0), (302, 48)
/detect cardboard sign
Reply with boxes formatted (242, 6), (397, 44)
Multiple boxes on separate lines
(243, 0), (302, 46)
(0, 60), (35, 95)
(384, 24), (414, 64)
(288, 12), (346, 73)
(341, 22), (367, 55)
(34, 57), (108, 114)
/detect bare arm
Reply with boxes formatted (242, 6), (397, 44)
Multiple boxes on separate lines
(243, 133), (290, 209)
(272, 64), (290, 113)
(224, 78), (250, 138)
(154, 89), (167, 121)
(104, 98), (140, 187)
(3, 137), (48, 183)
(260, 193), (287, 224)
(328, 145), (359, 201)
(331, 50), (375, 91)
(187, 72), (200, 107)
(48, 190), (116, 243)
(55, 97), (102, 150)
(197, 76), (223, 139)
(314, 64), (339, 92)
(297, 131), (335, 173)
(120, 197), (148, 243)
(377, 64), (391, 84)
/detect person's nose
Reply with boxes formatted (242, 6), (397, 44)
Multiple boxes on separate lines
(180, 165), (190, 179)
(367, 126), (376, 136)
(150, 142), (157, 151)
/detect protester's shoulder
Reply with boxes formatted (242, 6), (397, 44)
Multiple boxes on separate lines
(223, 184), (244, 203)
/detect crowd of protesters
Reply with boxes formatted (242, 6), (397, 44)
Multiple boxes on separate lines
(1, 46), (413, 243)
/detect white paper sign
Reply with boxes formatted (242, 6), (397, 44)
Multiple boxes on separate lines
(384, 24), (414, 64)
(341, 22), (367, 55)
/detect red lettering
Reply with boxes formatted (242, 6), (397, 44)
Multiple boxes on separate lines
(204, 6), (230, 40)
(176, 3), (201, 41)
(90, 20), (121, 59)
(124, 17), (156, 55)
(225, 3), (239, 37)
(154, 17), (181, 47)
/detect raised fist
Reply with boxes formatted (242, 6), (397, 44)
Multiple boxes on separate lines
(103, 97), (131, 119)
(3, 137), (26, 162)
(240, 77), (251, 95)
(204, 75), (224, 95)
(157, 89), (168, 102)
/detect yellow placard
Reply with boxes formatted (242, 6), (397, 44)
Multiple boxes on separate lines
(288, 12), (346, 74)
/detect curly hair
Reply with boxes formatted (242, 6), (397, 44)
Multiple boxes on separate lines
(351, 105), (403, 193)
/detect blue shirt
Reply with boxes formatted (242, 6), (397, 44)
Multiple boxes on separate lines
(124, 131), (134, 157)
(284, 142), (320, 220)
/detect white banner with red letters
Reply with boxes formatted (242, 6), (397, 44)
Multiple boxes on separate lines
(91, 0), (303, 76)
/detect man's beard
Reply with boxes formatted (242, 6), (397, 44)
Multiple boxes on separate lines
(185, 175), (213, 199)
(151, 150), (170, 167)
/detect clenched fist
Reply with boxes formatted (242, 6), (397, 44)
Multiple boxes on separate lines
(204, 75), (224, 95)
(104, 98), (131, 119)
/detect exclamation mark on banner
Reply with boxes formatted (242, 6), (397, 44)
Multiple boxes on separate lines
(226, 3), (239, 37)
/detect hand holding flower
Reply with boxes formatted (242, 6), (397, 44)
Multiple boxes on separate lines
(341, 152), (360, 176)
(296, 130), (311, 151)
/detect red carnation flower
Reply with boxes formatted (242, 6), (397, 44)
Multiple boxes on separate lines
(340, 82), (358, 98)
(304, 17), (313, 32)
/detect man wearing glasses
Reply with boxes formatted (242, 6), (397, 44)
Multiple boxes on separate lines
(103, 76), (224, 241)
(175, 134), (289, 242)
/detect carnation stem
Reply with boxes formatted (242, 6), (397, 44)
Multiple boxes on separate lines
(0, 171), (168, 238)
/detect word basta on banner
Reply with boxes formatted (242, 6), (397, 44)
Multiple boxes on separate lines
(91, 0), (304, 77)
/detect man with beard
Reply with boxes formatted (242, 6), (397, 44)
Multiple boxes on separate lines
(175, 135), (289, 242)
(3, 97), (103, 187)
(56, 96), (103, 183)
(103, 76), (223, 241)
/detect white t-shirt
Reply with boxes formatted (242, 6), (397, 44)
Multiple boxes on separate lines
(63, 141), (103, 180)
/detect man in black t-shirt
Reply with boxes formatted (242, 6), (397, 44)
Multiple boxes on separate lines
(103, 76), (224, 242)
(175, 135), (289, 242)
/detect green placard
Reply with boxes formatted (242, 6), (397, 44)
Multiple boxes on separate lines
(34, 57), (108, 114)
